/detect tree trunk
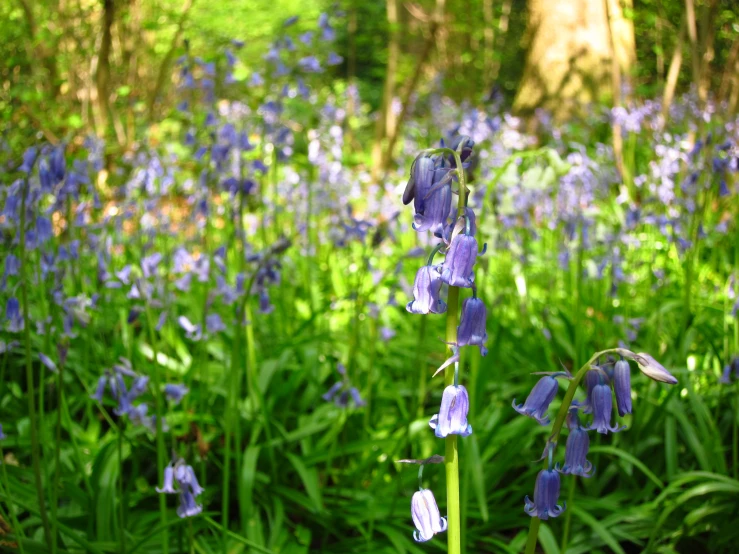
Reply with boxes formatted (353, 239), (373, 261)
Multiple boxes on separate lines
(513, 0), (635, 118)
(370, 0), (399, 182)
(95, 0), (115, 137)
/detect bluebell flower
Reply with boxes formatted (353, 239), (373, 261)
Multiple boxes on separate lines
(129, 375), (150, 400)
(165, 384), (189, 404)
(457, 297), (487, 355)
(513, 375), (560, 425)
(4, 254), (19, 277)
(178, 316), (202, 341)
(524, 469), (565, 520)
(91, 374), (108, 401)
(175, 464), (204, 496)
(5, 297), (23, 332)
(258, 289), (274, 314)
(283, 15), (299, 26)
(20, 147), (38, 173)
(299, 31), (313, 45)
(633, 353), (678, 384)
(413, 169), (452, 235)
(440, 234), (479, 288)
(39, 353), (58, 373)
(429, 385), (472, 438)
(177, 491), (203, 518)
(206, 313), (226, 334)
(579, 367), (609, 414)
(406, 265), (447, 315)
(156, 465), (176, 493)
(0, 424), (5, 440)
(613, 360), (632, 416)
(557, 411), (594, 477)
(584, 383), (624, 434)
(322, 382), (343, 402)
(298, 56), (323, 73)
(327, 52), (343, 66)
(36, 216), (53, 244)
(411, 489), (447, 542)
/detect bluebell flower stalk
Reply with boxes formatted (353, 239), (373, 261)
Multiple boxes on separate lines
(17, 171), (53, 550)
(523, 348), (677, 554)
(440, 143), (471, 554)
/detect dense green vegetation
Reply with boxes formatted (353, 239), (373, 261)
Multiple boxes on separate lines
(1, 1), (738, 553)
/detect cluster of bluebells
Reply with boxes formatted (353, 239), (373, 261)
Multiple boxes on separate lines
(157, 458), (205, 518)
(91, 358), (160, 433)
(514, 352), (677, 520)
(322, 363), (366, 408)
(402, 136), (488, 542)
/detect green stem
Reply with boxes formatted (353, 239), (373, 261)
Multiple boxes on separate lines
(524, 348), (628, 554)
(118, 423), (126, 554)
(444, 286), (461, 554)
(440, 143), (469, 554)
(144, 308), (168, 554)
(560, 475), (577, 552)
(524, 517), (541, 554)
(18, 176), (53, 549)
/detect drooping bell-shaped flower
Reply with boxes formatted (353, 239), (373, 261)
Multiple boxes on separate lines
(457, 297), (487, 355)
(513, 375), (560, 425)
(440, 234), (478, 288)
(580, 367), (609, 414)
(557, 411), (594, 477)
(413, 169), (453, 234)
(177, 490), (203, 518)
(406, 265), (447, 315)
(584, 383), (624, 434)
(411, 489), (447, 543)
(403, 156), (435, 209)
(613, 360), (632, 416)
(429, 385), (472, 438)
(156, 465), (176, 494)
(524, 469), (565, 520)
(634, 353), (678, 384)
(164, 384), (189, 404)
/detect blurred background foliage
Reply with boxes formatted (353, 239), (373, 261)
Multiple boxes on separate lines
(2, 0), (737, 152)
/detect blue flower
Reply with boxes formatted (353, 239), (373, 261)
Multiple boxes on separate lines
(457, 297), (487, 355)
(557, 411), (594, 477)
(164, 384), (189, 405)
(440, 234), (479, 288)
(613, 360), (632, 416)
(513, 375), (560, 425)
(633, 353), (677, 384)
(411, 489), (447, 542)
(177, 490), (203, 518)
(406, 265), (447, 315)
(524, 469), (565, 520)
(584, 383), (624, 434)
(20, 147), (38, 173)
(5, 297), (23, 332)
(429, 385), (472, 438)
(156, 465), (176, 494)
(298, 56), (323, 73)
(0, 424), (6, 440)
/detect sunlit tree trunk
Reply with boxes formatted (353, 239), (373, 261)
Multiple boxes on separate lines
(95, 0), (114, 137)
(513, 0), (635, 118)
(370, 0), (399, 181)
